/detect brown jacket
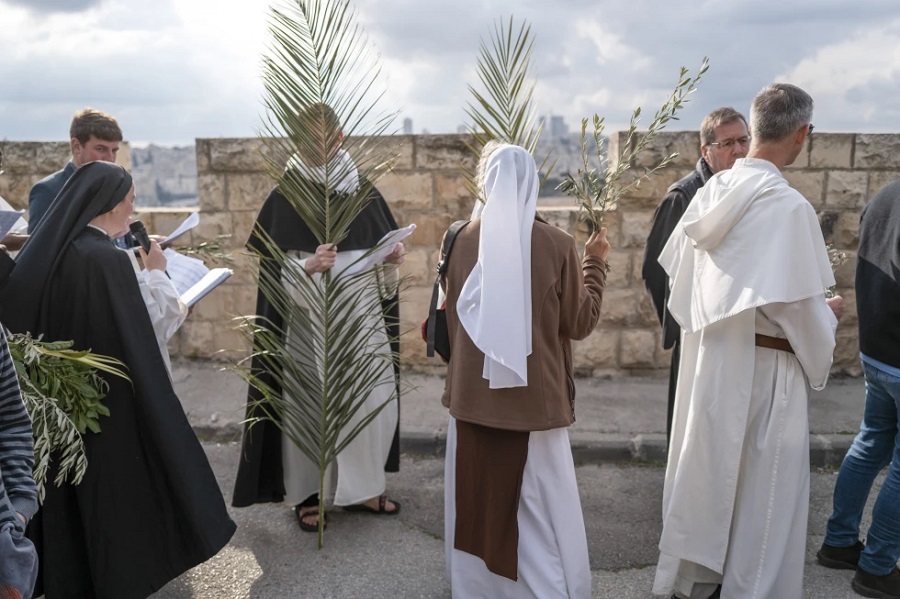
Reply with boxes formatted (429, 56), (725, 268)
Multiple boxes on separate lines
(441, 218), (606, 431)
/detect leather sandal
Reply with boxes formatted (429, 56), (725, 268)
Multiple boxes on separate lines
(343, 494), (401, 516)
(294, 504), (327, 533)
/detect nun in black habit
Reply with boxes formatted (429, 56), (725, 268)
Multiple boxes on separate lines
(0, 161), (235, 599)
(232, 152), (403, 530)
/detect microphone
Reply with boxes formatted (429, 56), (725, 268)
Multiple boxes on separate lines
(129, 220), (151, 253)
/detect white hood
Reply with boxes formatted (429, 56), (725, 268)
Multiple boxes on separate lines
(659, 158), (834, 334)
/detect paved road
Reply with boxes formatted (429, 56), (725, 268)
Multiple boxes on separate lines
(151, 442), (878, 598)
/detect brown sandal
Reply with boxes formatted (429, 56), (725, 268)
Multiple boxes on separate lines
(294, 505), (327, 532)
(343, 495), (401, 516)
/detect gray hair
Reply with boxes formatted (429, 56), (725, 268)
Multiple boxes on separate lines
(750, 83), (814, 143)
(699, 107), (748, 146)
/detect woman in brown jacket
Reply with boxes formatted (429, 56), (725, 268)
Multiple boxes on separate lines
(441, 143), (610, 598)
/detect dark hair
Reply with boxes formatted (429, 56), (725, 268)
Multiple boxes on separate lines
(750, 84), (814, 143)
(70, 107), (123, 145)
(700, 107), (748, 146)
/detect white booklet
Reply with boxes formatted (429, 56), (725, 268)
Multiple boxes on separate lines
(164, 249), (232, 307)
(0, 209), (26, 239)
(160, 212), (200, 246)
(341, 223), (417, 276)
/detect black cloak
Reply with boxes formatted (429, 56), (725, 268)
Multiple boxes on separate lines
(232, 176), (401, 508)
(0, 162), (236, 599)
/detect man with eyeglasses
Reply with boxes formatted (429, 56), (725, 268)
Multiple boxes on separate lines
(642, 107), (750, 445)
(652, 83), (843, 598)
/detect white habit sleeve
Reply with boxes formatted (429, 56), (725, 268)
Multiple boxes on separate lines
(759, 295), (838, 390)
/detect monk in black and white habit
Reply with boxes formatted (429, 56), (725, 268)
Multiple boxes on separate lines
(440, 143), (610, 598)
(232, 108), (403, 531)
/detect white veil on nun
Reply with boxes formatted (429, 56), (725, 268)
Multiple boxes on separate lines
(457, 144), (538, 389)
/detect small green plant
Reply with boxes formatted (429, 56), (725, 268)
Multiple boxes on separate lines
(558, 58), (710, 232)
(9, 333), (129, 500)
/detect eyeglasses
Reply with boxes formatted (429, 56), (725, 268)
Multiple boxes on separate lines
(707, 136), (751, 150)
(806, 123), (815, 137)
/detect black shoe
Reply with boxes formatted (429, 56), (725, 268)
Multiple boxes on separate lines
(852, 567), (900, 598)
(818, 540), (864, 570)
(671, 585), (720, 599)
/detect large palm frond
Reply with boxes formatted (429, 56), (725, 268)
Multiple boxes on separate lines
(465, 17), (552, 199)
(235, 0), (402, 548)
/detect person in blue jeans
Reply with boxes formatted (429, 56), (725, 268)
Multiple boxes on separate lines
(818, 178), (900, 599)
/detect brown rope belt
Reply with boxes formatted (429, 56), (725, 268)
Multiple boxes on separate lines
(755, 334), (794, 354)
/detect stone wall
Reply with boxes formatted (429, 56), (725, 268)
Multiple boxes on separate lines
(2, 132), (894, 377)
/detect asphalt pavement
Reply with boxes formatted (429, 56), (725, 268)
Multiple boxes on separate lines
(146, 360), (876, 598)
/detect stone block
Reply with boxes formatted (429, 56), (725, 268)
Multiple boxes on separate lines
(867, 170), (900, 199)
(600, 288), (641, 326)
(378, 171), (434, 211)
(400, 247), (433, 287)
(231, 284), (259, 317)
(178, 320), (216, 358)
(810, 133), (853, 168)
(407, 213), (455, 247)
(573, 329), (619, 370)
(0, 175), (39, 211)
(416, 135), (475, 171)
(833, 212), (860, 249)
(833, 250), (857, 288)
(620, 209), (655, 249)
(655, 344), (673, 369)
(838, 288), (857, 327)
(209, 138), (268, 172)
(620, 329), (657, 367)
(198, 174), (227, 212)
(195, 139), (212, 173)
(632, 131), (700, 170)
(434, 172), (475, 217)
(230, 210), (258, 250)
(785, 143), (810, 169)
(604, 250), (632, 287)
(618, 166), (684, 205)
(784, 170), (826, 208)
(825, 171), (868, 209)
(342, 135), (414, 171)
(226, 253), (259, 286)
(832, 329), (860, 373)
(226, 172), (273, 211)
(855, 134), (900, 168)
(638, 291), (661, 327)
(212, 324), (250, 359)
(538, 207), (577, 233)
(193, 211), (233, 242)
(191, 284), (231, 321)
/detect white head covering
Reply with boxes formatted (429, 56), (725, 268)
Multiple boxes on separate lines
(286, 147), (360, 194)
(457, 144), (538, 389)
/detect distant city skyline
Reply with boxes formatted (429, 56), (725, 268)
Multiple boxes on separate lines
(2, 1), (900, 145)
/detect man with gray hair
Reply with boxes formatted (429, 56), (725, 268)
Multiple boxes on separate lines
(642, 107), (749, 443)
(652, 83), (844, 598)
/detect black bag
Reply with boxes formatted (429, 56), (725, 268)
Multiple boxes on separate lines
(422, 220), (470, 361)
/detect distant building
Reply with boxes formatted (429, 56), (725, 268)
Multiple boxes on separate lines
(550, 115), (568, 139)
(402, 118), (413, 135)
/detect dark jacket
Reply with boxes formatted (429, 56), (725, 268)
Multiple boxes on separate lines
(857, 179), (900, 368)
(641, 158), (714, 349)
(28, 161), (76, 233)
(441, 219), (606, 431)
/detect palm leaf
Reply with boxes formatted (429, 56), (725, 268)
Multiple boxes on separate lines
(464, 17), (553, 201)
(234, 0), (403, 548)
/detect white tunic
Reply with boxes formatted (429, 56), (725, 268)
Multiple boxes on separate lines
(652, 158), (837, 598)
(444, 418), (591, 599)
(280, 249), (399, 506)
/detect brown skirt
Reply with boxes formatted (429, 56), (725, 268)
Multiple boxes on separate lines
(453, 420), (530, 581)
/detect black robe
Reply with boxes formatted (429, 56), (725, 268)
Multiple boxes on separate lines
(232, 179), (401, 508)
(0, 163), (235, 599)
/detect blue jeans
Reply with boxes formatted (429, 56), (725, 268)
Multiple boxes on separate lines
(825, 360), (900, 575)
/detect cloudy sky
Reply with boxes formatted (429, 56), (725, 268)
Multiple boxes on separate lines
(1, 0), (899, 145)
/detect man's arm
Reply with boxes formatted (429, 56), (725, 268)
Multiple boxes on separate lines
(641, 190), (691, 348)
(27, 181), (54, 233)
(0, 328), (38, 525)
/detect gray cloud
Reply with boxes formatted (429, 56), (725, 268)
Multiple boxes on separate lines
(1, 0), (101, 13)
